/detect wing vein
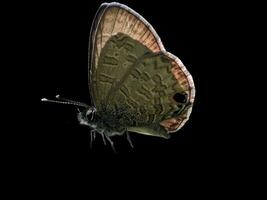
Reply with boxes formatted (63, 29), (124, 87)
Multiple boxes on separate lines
(110, 8), (120, 36)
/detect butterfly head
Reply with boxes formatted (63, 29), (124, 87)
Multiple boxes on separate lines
(77, 106), (97, 127)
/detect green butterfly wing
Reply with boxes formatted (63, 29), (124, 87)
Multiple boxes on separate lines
(89, 3), (195, 138)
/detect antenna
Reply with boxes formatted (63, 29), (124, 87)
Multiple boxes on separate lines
(41, 94), (88, 108)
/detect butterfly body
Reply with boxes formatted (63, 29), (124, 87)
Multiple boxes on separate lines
(77, 108), (126, 137)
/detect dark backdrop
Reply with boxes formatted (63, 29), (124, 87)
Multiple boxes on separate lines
(22, 0), (243, 193)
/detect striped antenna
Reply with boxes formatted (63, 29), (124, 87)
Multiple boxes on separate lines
(41, 94), (88, 108)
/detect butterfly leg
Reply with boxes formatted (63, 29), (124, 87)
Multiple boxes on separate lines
(90, 130), (96, 149)
(126, 130), (134, 148)
(104, 133), (116, 153)
(99, 130), (106, 146)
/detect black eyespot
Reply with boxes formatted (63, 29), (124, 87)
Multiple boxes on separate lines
(173, 93), (187, 103)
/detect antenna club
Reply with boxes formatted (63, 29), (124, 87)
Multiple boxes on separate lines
(41, 98), (48, 101)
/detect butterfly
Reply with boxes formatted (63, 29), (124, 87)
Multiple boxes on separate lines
(42, 2), (195, 151)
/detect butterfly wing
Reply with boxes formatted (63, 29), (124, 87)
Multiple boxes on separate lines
(89, 3), (195, 138)
(89, 3), (163, 109)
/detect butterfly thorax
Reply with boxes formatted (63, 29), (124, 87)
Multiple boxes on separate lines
(77, 107), (127, 137)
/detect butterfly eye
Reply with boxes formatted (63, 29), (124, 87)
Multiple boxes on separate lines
(85, 107), (96, 120)
(173, 93), (187, 104)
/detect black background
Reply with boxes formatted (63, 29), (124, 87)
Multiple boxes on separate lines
(18, 0), (250, 194)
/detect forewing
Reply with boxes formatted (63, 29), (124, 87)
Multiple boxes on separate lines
(89, 3), (163, 110)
